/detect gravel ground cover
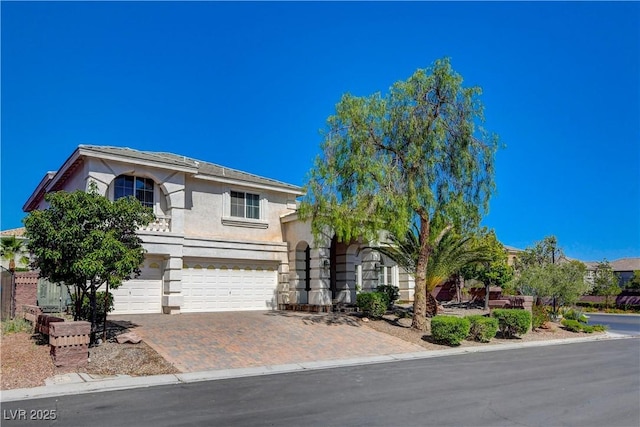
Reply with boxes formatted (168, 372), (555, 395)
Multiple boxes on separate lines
(1, 322), (178, 390)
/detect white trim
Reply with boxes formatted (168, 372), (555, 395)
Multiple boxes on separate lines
(194, 174), (303, 196)
(222, 189), (268, 229)
(221, 217), (269, 229)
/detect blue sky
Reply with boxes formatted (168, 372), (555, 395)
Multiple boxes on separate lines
(1, 1), (638, 262)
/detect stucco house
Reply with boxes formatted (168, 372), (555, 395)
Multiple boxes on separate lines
(0, 227), (29, 272)
(23, 145), (410, 315)
(583, 258), (640, 288)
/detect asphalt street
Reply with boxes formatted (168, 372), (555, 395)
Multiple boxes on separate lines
(2, 338), (638, 427)
(587, 313), (640, 336)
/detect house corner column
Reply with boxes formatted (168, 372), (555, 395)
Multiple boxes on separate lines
(162, 257), (183, 314)
(309, 247), (331, 305)
(335, 252), (355, 304)
(360, 250), (382, 292)
(398, 267), (415, 302)
(288, 247), (301, 304)
(277, 262), (290, 309)
(165, 187), (186, 234)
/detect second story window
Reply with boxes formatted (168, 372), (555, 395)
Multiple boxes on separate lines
(114, 175), (154, 208)
(230, 191), (260, 219)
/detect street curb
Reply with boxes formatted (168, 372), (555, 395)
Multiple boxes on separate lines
(1, 333), (635, 403)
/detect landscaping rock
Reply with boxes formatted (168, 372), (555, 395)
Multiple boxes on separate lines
(396, 317), (413, 328)
(116, 332), (142, 344)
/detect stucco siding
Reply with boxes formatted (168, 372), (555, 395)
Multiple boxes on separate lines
(183, 177), (295, 242)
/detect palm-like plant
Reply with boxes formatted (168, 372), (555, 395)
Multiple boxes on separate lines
(379, 225), (492, 316)
(1, 236), (30, 271)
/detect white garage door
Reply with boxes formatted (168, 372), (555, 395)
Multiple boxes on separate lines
(110, 259), (163, 314)
(182, 260), (278, 312)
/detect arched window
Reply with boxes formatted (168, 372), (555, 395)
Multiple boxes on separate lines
(114, 175), (154, 208)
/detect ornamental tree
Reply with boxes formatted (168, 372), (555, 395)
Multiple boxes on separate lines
(592, 260), (621, 308)
(512, 236), (590, 315)
(23, 182), (154, 343)
(461, 230), (513, 310)
(300, 58), (499, 330)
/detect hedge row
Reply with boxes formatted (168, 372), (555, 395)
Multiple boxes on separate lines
(431, 309), (532, 346)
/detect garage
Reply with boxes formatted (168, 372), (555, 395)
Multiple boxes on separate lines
(110, 259), (163, 314)
(182, 260), (278, 312)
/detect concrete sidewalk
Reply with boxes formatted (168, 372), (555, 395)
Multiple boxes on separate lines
(1, 332), (633, 403)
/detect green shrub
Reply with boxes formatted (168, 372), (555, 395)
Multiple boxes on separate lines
(577, 301), (640, 313)
(375, 285), (400, 308)
(1, 318), (33, 335)
(466, 315), (498, 343)
(591, 324), (608, 332)
(531, 305), (550, 330)
(431, 316), (471, 346)
(491, 309), (531, 338)
(562, 308), (588, 323)
(72, 291), (114, 323)
(581, 325), (595, 333)
(356, 292), (388, 318)
(561, 318), (583, 332)
(561, 319), (607, 333)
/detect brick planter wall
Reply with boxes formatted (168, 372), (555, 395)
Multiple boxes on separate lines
(14, 272), (38, 314)
(35, 314), (65, 344)
(22, 304), (42, 324)
(49, 321), (90, 368)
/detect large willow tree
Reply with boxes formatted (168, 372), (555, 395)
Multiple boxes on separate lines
(300, 58), (499, 330)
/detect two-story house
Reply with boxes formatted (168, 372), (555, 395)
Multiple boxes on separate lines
(23, 145), (409, 315)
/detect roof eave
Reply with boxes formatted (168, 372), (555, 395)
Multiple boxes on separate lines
(23, 171), (57, 212)
(78, 146), (199, 174)
(193, 173), (304, 196)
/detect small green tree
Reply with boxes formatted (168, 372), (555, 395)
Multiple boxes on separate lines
(592, 261), (621, 309)
(300, 58), (500, 330)
(516, 235), (562, 268)
(0, 236), (29, 271)
(513, 237), (590, 317)
(461, 230), (513, 310)
(625, 270), (640, 290)
(24, 182), (154, 344)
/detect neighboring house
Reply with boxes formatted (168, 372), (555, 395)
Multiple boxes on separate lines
(584, 258), (640, 288)
(503, 245), (523, 267)
(0, 227), (29, 271)
(611, 258), (640, 287)
(23, 145), (407, 315)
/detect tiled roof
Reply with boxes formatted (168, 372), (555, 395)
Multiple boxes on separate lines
(610, 257), (640, 272)
(0, 227), (26, 237)
(79, 145), (303, 193)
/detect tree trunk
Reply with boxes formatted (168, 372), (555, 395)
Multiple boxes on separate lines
(73, 287), (85, 321)
(411, 218), (431, 331)
(425, 291), (438, 317)
(103, 281), (109, 342)
(90, 285), (97, 346)
(484, 283), (490, 310)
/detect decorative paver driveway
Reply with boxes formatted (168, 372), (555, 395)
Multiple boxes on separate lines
(109, 311), (424, 373)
